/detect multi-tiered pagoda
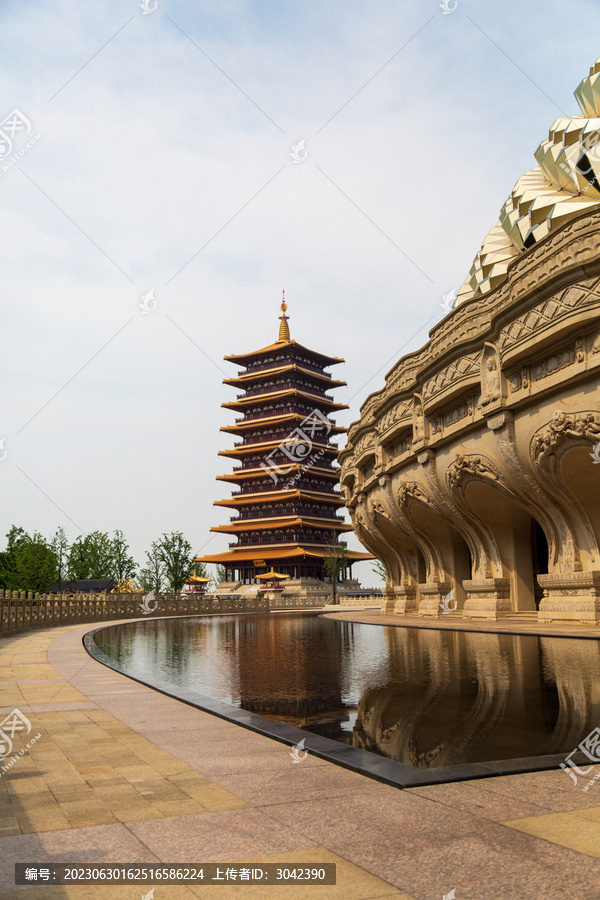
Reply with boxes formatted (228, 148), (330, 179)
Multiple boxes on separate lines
(199, 295), (370, 583)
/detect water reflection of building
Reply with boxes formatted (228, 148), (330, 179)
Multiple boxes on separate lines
(233, 614), (353, 739)
(352, 628), (600, 768)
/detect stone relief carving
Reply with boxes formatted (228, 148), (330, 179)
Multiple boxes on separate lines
(431, 394), (478, 435)
(446, 454), (503, 493)
(397, 481), (432, 509)
(412, 394), (425, 443)
(480, 344), (502, 407)
(337, 212), (600, 621)
(377, 401), (411, 434)
(498, 276), (600, 352)
(422, 351), (483, 401)
(531, 347), (575, 382)
(531, 411), (600, 464)
(371, 498), (392, 520)
(507, 365), (530, 393)
(355, 431), (376, 457)
(507, 372), (522, 393)
(385, 430), (412, 459)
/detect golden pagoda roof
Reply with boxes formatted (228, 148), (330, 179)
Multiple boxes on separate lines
(223, 363), (346, 388)
(255, 568), (290, 580)
(218, 440), (338, 460)
(197, 545), (373, 564)
(224, 340), (344, 367)
(211, 516), (352, 535)
(224, 298), (343, 367)
(214, 489), (344, 508)
(216, 464), (340, 483)
(455, 56), (600, 308)
(220, 412), (346, 436)
(222, 388), (348, 412)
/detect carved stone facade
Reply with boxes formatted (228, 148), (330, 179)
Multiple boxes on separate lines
(339, 208), (600, 622)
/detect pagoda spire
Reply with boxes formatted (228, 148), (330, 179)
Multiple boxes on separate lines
(278, 289), (290, 342)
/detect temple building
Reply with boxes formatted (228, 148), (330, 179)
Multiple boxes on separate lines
(339, 56), (600, 623)
(198, 295), (371, 584)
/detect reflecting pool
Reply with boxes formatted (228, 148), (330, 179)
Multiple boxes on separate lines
(93, 614), (600, 769)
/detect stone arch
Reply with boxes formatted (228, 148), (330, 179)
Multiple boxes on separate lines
(395, 480), (473, 615)
(364, 492), (425, 615)
(417, 448), (492, 582)
(445, 454), (505, 579)
(445, 452), (560, 614)
(530, 411), (600, 571)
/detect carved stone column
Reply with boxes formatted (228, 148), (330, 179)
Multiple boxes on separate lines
(462, 578), (512, 619)
(417, 581), (453, 617)
(537, 572), (600, 624)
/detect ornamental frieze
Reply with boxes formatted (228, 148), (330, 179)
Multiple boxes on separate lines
(430, 394), (478, 436)
(422, 351), (483, 401)
(498, 276), (600, 352)
(355, 431), (377, 458)
(384, 429), (412, 459)
(376, 401), (412, 435)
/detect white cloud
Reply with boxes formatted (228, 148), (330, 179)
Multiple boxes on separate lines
(0, 0), (597, 584)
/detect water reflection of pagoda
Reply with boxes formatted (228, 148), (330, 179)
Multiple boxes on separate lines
(233, 614), (352, 739)
(198, 295), (371, 583)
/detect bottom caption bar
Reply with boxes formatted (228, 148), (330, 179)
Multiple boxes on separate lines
(16, 864), (336, 886)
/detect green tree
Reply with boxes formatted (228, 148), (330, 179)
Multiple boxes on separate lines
(213, 564), (227, 584)
(0, 526), (28, 590)
(158, 532), (195, 595)
(6, 526), (26, 554)
(372, 560), (386, 582)
(51, 527), (70, 590)
(68, 531), (114, 580)
(12, 532), (58, 593)
(111, 530), (136, 581)
(323, 539), (349, 606)
(138, 540), (165, 594)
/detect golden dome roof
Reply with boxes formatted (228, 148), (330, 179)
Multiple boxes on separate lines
(455, 57), (600, 307)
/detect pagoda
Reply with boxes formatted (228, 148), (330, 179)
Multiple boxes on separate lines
(198, 294), (371, 583)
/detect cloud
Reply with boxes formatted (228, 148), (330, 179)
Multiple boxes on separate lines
(0, 0), (597, 579)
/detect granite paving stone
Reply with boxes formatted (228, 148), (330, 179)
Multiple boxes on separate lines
(129, 807), (320, 861)
(503, 809), (600, 857)
(0, 620), (598, 899)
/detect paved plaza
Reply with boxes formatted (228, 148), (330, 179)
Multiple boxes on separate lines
(0, 620), (599, 899)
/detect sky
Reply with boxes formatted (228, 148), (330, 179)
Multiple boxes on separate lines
(0, 0), (598, 586)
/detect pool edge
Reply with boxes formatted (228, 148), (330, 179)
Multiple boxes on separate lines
(82, 620), (580, 791)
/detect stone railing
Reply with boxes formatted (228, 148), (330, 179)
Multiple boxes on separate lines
(331, 595), (384, 607)
(0, 587), (384, 638)
(0, 589), (274, 637)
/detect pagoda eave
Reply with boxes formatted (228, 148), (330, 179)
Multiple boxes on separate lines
(218, 442), (339, 460)
(222, 390), (349, 412)
(214, 490), (344, 508)
(223, 339), (344, 369)
(216, 465), (341, 484)
(197, 546), (373, 565)
(220, 417), (347, 436)
(210, 518), (352, 535)
(223, 365), (347, 388)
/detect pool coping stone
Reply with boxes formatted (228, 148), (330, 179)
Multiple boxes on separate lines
(83, 621), (588, 790)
